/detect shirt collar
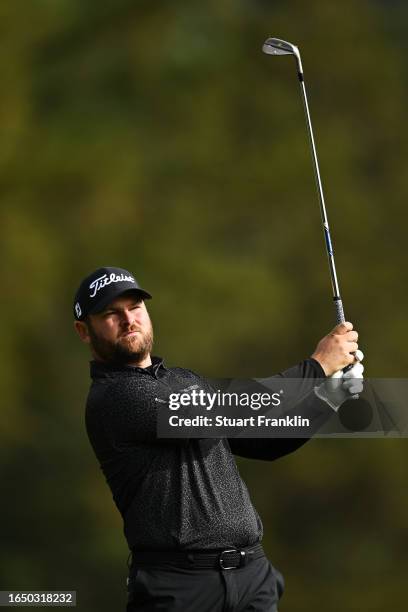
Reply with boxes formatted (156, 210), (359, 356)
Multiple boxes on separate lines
(90, 355), (166, 379)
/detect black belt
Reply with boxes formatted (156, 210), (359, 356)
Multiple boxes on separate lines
(130, 543), (264, 570)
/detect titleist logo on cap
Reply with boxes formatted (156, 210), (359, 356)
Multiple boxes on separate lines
(89, 273), (135, 298)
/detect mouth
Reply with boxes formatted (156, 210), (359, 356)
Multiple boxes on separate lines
(122, 330), (140, 337)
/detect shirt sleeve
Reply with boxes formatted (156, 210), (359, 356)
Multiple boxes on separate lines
(227, 358), (333, 461)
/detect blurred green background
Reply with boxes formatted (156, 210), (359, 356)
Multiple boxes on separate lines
(1, 0), (407, 610)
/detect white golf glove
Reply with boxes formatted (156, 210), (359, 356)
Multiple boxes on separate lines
(315, 350), (364, 412)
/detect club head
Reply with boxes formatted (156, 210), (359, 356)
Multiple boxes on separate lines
(262, 37), (303, 73)
(262, 38), (296, 56)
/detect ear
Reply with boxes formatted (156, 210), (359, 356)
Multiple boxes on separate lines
(74, 320), (91, 344)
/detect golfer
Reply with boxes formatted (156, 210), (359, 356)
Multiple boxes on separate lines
(74, 266), (363, 612)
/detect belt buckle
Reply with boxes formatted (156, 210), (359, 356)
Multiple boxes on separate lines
(219, 549), (245, 570)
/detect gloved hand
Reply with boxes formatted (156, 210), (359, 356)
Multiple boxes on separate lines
(315, 350), (364, 412)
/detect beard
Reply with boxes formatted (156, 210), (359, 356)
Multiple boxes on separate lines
(87, 319), (154, 366)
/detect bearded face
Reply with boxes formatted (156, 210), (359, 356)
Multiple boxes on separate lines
(83, 295), (154, 366)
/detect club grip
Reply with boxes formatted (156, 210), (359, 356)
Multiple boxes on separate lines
(333, 297), (358, 373)
(334, 297), (345, 324)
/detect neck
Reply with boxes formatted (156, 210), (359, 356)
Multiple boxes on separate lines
(127, 354), (152, 368)
(92, 351), (153, 369)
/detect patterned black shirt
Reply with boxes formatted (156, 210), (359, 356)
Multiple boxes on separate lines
(85, 357), (327, 551)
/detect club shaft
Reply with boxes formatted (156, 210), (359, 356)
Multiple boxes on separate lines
(297, 73), (345, 324)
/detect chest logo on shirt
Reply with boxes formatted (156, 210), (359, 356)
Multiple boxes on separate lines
(155, 384), (201, 405)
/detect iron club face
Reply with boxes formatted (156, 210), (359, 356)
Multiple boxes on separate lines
(262, 37), (303, 74)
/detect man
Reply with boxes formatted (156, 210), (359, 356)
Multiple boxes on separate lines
(74, 266), (363, 612)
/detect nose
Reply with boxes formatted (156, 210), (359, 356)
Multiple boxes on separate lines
(121, 308), (137, 327)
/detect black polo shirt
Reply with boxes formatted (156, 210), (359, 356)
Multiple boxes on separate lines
(85, 356), (327, 551)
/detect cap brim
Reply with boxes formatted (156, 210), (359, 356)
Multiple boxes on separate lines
(88, 287), (152, 315)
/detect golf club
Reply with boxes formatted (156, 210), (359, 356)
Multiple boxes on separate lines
(262, 37), (345, 325)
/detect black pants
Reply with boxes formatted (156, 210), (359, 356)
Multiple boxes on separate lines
(126, 557), (284, 611)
